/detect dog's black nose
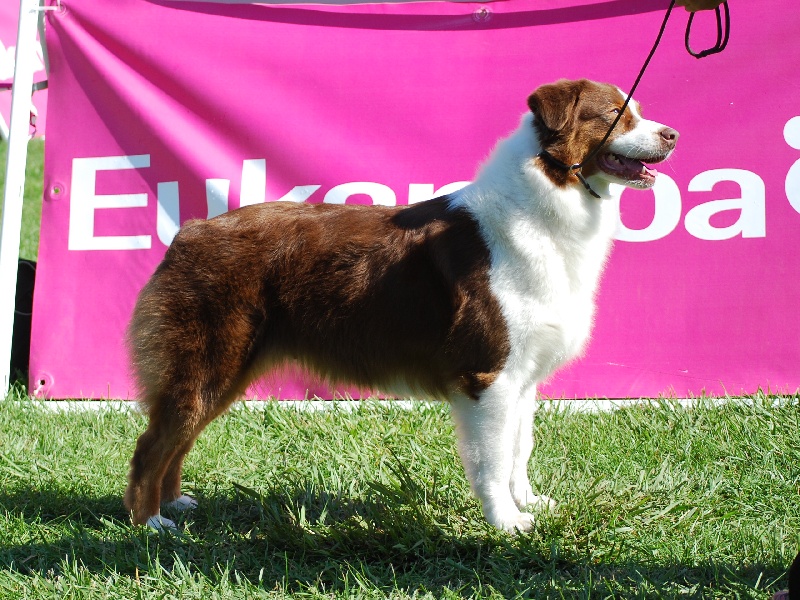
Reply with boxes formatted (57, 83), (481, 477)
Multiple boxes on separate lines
(660, 127), (679, 144)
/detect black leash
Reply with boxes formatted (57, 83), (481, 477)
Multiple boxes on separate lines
(538, 0), (730, 199)
(686, 1), (730, 58)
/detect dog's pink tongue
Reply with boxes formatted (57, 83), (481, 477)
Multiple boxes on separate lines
(644, 164), (658, 177)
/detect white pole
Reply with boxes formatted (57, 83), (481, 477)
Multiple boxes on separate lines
(0, 0), (40, 394)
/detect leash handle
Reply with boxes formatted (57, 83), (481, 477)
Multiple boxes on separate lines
(685, 1), (730, 58)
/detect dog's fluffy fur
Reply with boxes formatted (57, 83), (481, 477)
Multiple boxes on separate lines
(125, 79), (678, 532)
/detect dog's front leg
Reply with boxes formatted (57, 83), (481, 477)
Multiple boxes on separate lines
(509, 384), (556, 512)
(450, 381), (537, 533)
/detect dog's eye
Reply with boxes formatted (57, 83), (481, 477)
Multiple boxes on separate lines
(610, 108), (621, 115)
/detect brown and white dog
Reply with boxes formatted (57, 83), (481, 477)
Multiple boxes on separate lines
(125, 79), (678, 532)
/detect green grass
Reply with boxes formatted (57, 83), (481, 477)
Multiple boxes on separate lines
(0, 137), (45, 261)
(0, 389), (798, 598)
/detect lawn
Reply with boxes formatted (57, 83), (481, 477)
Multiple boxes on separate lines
(0, 137), (44, 261)
(0, 389), (798, 598)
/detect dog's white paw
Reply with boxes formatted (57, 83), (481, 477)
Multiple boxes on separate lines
(511, 482), (557, 512)
(494, 510), (537, 534)
(146, 514), (177, 532)
(510, 481), (536, 509)
(163, 494), (198, 512)
(528, 494), (557, 512)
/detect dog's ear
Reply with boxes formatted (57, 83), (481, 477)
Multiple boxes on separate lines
(527, 79), (585, 134)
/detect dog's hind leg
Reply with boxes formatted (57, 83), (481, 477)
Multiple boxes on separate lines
(126, 257), (269, 528)
(126, 381), (247, 529)
(124, 390), (206, 529)
(160, 438), (200, 513)
(126, 336), (263, 528)
(157, 388), (246, 516)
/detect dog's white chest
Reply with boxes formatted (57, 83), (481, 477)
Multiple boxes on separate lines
(486, 206), (616, 386)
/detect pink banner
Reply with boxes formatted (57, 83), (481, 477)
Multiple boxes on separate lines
(32, 0), (800, 399)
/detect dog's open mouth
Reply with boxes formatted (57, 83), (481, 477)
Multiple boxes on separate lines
(597, 152), (663, 188)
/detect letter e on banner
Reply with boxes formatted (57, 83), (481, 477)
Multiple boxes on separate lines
(68, 155), (152, 251)
(685, 169), (766, 240)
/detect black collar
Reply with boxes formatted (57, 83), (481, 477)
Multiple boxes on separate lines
(537, 149), (602, 199)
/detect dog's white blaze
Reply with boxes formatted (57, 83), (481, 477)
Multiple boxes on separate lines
(609, 88), (672, 160)
(609, 117), (672, 158)
(616, 86), (642, 120)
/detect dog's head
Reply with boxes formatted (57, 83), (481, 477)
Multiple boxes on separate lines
(527, 79), (678, 193)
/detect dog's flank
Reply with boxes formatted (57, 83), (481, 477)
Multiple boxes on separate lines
(125, 78), (678, 533)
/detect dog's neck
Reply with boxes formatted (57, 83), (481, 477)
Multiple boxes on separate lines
(452, 114), (620, 246)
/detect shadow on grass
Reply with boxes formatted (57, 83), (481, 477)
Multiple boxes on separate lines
(0, 485), (789, 597)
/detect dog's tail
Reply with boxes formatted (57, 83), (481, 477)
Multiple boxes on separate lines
(127, 219), (267, 419)
(127, 263), (180, 417)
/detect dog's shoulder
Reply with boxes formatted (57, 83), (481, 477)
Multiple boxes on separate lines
(393, 196), (493, 274)
(392, 195), (465, 229)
